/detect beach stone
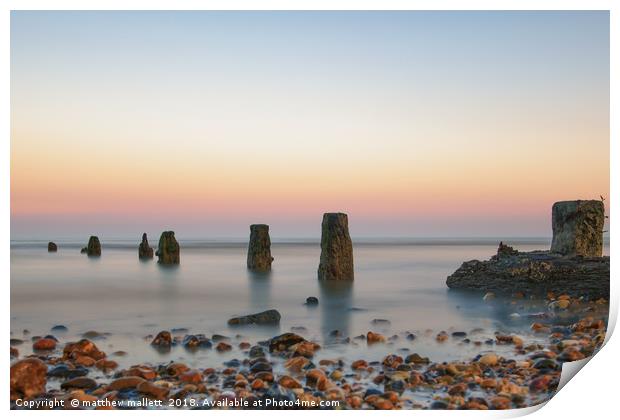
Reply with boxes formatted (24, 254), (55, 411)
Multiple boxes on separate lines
(228, 309), (281, 326)
(291, 341), (320, 358)
(478, 353), (499, 366)
(269, 333), (306, 352)
(182, 334), (212, 349)
(156, 231), (180, 264)
(247, 224), (274, 271)
(10, 358), (47, 400)
(318, 212), (354, 281)
(215, 342), (232, 352)
(151, 331), (172, 348)
(95, 359), (118, 372)
(551, 200), (605, 257)
(138, 233), (154, 259)
(48, 242), (57, 252)
(61, 377), (98, 390)
(51, 325), (68, 333)
(63, 339), (106, 361)
(107, 376), (146, 391)
(83, 236), (101, 256)
(249, 346), (265, 358)
(33, 338), (57, 351)
(405, 353), (430, 364)
(351, 360), (368, 370)
(47, 364), (88, 379)
(366, 331), (386, 344)
(305, 296), (319, 305)
(136, 381), (169, 399)
(284, 356), (311, 372)
(278, 375), (302, 389)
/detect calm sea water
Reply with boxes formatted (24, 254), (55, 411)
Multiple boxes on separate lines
(10, 239), (609, 370)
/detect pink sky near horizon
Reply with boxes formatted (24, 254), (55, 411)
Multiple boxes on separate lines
(10, 11), (609, 239)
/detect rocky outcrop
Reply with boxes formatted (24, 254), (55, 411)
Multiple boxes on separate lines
(247, 224), (274, 271)
(10, 358), (48, 400)
(551, 200), (605, 257)
(228, 309), (281, 326)
(446, 243), (609, 299)
(48, 242), (57, 252)
(318, 213), (354, 281)
(156, 231), (179, 264)
(81, 236), (101, 256)
(446, 200), (608, 299)
(138, 233), (154, 259)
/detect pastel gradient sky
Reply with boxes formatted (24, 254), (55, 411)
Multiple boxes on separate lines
(11, 11), (609, 239)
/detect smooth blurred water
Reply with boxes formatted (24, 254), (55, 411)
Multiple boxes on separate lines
(10, 239), (609, 369)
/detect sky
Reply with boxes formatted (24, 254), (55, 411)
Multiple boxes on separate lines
(10, 11), (609, 240)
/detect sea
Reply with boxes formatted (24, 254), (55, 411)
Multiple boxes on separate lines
(10, 238), (610, 370)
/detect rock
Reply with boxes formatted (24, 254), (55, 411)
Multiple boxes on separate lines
(284, 356), (311, 372)
(33, 338), (57, 351)
(10, 358), (47, 400)
(278, 375), (302, 389)
(51, 325), (68, 333)
(48, 242), (57, 252)
(137, 381), (169, 399)
(107, 376), (146, 391)
(156, 231), (180, 264)
(351, 360), (368, 370)
(151, 331), (172, 348)
(405, 353), (430, 364)
(83, 236), (101, 256)
(179, 370), (203, 384)
(305, 296), (319, 306)
(247, 224), (274, 271)
(182, 334), (212, 349)
(551, 200), (605, 257)
(269, 333), (306, 352)
(95, 359), (118, 372)
(366, 331), (386, 344)
(496, 241), (518, 258)
(478, 353), (499, 366)
(215, 342), (232, 352)
(63, 339), (106, 361)
(290, 341), (320, 358)
(447, 248), (609, 299)
(228, 309), (281, 326)
(48, 365), (88, 379)
(82, 330), (105, 339)
(138, 233), (154, 259)
(61, 377), (98, 390)
(318, 212), (354, 281)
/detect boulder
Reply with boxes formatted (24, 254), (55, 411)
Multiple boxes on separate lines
(10, 358), (48, 400)
(228, 309), (281, 326)
(81, 236), (101, 256)
(551, 200), (605, 257)
(247, 224), (274, 271)
(156, 231), (180, 264)
(318, 212), (354, 281)
(138, 233), (154, 259)
(47, 242), (57, 252)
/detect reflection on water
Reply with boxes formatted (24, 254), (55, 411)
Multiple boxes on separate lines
(319, 280), (353, 341)
(246, 270), (273, 311)
(10, 239), (609, 367)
